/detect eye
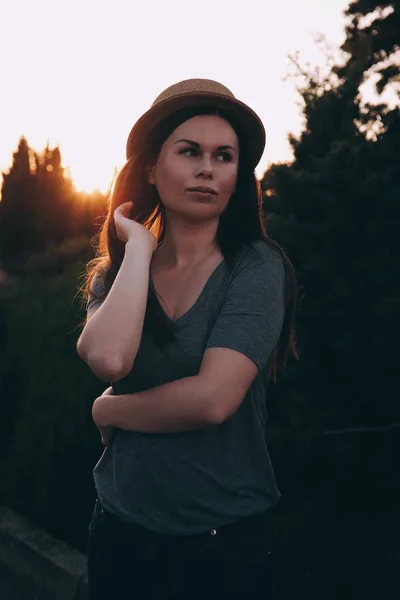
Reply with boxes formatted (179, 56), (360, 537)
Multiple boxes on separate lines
(180, 147), (233, 162)
(217, 152), (233, 162)
(180, 147), (198, 157)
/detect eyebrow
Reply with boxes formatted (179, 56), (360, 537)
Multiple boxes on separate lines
(173, 138), (237, 152)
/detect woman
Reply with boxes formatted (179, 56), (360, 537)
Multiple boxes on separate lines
(77, 78), (298, 600)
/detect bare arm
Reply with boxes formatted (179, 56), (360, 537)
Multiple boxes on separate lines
(91, 346), (260, 434)
(77, 241), (153, 381)
(92, 375), (219, 434)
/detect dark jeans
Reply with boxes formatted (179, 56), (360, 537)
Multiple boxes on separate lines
(87, 498), (281, 599)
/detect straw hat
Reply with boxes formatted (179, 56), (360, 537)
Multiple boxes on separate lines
(126, 78), (266, 169)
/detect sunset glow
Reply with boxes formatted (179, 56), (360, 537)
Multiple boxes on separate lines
(1, 0), (352, 194)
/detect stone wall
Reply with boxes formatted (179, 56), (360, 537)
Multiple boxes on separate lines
(0, 506), (87, 600)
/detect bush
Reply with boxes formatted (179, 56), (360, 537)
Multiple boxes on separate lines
(0, 239), (105, 551)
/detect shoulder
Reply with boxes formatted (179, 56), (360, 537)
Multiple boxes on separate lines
(89, 268), (107, 297)
(238, 239), (285, 276)
(222, 239), (285, 303)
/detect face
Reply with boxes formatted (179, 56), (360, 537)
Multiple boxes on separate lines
(148, 114), (239, 222)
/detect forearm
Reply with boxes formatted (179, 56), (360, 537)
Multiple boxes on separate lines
(92, 375), (218, 433)
(77, 241), (152, 380)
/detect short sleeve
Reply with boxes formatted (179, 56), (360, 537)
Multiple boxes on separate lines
(86, 271), (106, 314)
(206, 241), (285, 372)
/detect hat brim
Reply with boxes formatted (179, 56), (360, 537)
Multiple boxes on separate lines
(126, 92), (266, 170)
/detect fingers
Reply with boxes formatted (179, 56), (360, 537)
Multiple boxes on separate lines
(114, 201), (133, 218)
(101, 386), (113, 397)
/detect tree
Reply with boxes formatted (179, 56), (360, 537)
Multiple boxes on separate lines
(0, 138), (106, 264)
(342, 0), (400, 94)
(0, 138), (36, 263)
(262, 0), (400, 431)
(33, 144), (76, 250)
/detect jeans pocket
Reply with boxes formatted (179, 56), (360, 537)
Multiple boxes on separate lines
(214, 515), (276, 566)
(88, 498), (105, 536)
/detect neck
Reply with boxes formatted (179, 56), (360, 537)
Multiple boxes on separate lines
(155, 214), (220, 269)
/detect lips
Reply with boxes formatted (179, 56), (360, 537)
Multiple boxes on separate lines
(187, 187), (217, 195)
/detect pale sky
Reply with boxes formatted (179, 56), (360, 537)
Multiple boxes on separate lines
(0, 0), (352, 193)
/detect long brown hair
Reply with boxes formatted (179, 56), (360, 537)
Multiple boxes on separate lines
(82, 106), (299, 381)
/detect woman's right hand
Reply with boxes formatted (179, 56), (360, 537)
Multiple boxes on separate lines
(113, 202), (157, 253)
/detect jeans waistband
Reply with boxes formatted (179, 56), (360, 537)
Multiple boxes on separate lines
(96, 497), (276, 542)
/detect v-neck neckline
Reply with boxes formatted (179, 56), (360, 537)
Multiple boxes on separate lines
(149, 258), (226, 328)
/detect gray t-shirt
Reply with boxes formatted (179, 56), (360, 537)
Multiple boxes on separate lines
(87, 239), (285, 535)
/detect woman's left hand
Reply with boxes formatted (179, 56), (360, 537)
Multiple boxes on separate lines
(93, 387), (114, 445)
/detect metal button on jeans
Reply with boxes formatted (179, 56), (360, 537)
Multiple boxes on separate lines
(211, 529), (217, 535)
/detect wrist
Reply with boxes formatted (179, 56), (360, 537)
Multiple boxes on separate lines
(125, 238), (154, 261)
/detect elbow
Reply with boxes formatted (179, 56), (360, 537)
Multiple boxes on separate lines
(77, 343), (133, 381)
(196, 380), (227, 426)
(206, 394), (241, 425)
(89, 354), (133, 382)
(204, 396), (227, 426)
(76, 337), (87, 362)
(207, 404), (231, 425)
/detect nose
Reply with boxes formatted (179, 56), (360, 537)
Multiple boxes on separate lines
(196, 155), (213, 178)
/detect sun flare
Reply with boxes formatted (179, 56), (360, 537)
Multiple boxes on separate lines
(67, 161), (118, 195)
(0, 0), (351, 197)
